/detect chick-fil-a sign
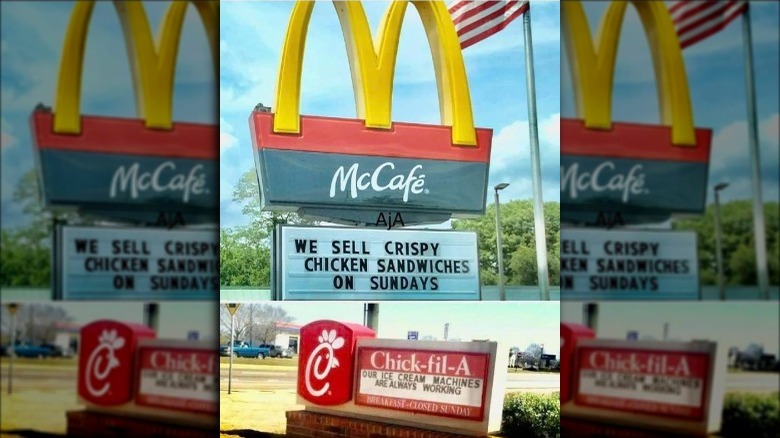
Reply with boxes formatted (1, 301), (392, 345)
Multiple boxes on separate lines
(297, 320), (376, 405)
(575, 346), (710, 420)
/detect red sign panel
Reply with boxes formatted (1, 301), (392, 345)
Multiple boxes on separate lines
(297, 320), (376, 406)
(77, 320), (156, 406)
(135, 346), (218, 414)
(574, 347), (710, 420)
(560, 322), (596, 403)
(355, 347), (490, 421)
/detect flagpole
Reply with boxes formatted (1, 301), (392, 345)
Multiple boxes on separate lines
(522, 8), (550, 301)
(741, 5), (769, 300)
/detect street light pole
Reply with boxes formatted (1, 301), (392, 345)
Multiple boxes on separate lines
(494, 183), (509, 301)
(714, 183), (729, 301)
(226, 303), (240, 395)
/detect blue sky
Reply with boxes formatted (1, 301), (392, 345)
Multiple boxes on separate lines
(561, 302), (779, 356)
(0, 1), (216, 228)
(219, 0), (562, 228)
(562, 1), (779, 205)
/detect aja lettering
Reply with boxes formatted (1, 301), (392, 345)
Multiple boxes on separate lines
(110, 161), (208, 203)
(330, 162), (426, 202)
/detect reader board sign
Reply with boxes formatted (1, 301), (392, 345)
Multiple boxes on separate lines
(297, 335), (505, 436)
(273, 226), (480, 300)
(560, 228), (699, 300)
(136, 342), (218, 415)
(58, 225), (218, 300)
(565, 339), (724, 435)
(355, 347), (489, 421)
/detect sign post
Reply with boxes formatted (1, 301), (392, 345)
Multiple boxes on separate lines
(6, 303), (18, 395)
(226, 303), (240, 395)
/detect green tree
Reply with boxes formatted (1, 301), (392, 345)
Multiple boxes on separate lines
(219, 169), (316, 286)
(1, 169), (87, 287)
(672, 201), (779, 286)
(453, 200), (560, 286)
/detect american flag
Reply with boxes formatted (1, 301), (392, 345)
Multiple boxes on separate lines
(449, 0), (530, 50)
(668, 0), (749, 49)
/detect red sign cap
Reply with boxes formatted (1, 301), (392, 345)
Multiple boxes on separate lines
(297, 320), (375, 406)
(77, 320), (156, 406)
(561, 322), (596, 403)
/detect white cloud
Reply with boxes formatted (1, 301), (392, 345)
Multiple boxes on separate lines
(708, 113), (780, 202)
(0, 118), (17, 151)
(220, 131), (238, 154)
(490, 113), (561, 174)
(487, 113), (561, 203)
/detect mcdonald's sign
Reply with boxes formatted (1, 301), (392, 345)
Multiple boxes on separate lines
(30, 1), (218, 224)
(250, 1), (493, 225)
(560, 2), (712, 225)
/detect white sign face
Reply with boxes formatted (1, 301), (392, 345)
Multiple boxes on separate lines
(276, 226), (480, 300)
(560, 229), (699, 300)
(59, 226), (218, 300)
(136, 344), (218, 414)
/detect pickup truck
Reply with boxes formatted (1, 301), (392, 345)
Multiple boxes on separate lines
(220, 341), (270, 359)
(8, 344), (55, 358)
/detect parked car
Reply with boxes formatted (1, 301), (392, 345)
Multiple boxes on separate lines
(10, 344), (55, 358)
(268, 345), (292, 358)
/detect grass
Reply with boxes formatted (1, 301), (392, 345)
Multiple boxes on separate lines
(0, 357), (77, 367)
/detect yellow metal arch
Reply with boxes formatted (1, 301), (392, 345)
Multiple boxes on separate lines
(274, 1), (477, 146)
(562, 1), (696, 145)
(54, 1), (218, 134)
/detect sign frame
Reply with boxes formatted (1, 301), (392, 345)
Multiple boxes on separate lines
(56, 224), (218, 301)
(298, 337), (505, 437)
(560, 228), (700, 300)
(272, 225), (481, 301)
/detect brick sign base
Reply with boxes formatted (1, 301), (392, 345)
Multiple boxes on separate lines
(67, 410), (216, 438)
(287, 410), (494, 438)
(561, 418), (697, 438)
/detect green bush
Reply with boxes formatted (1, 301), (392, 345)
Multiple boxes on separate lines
(501, 392), (560, 438)
(720, 392), (779, 438)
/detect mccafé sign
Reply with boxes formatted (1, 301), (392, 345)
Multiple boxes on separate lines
(30, 1), (218, 224)
(560, 323), (726, 435)
(297, 320), (504, 436)
(77, 320), (217, 425)
(250, 1), (493, 225)
(560, 1), (712, 224)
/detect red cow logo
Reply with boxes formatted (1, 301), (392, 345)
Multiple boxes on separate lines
(298, 320), (375, 405)
(78, 320), (155, 406)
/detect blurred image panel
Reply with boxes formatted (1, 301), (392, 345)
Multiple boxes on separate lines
(560, 302), (779, 437)
(560, 1), (779, 301)
(0, 302), (217, 435)
(1, 1), (219, 436)
(559, 1), (779, 435)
